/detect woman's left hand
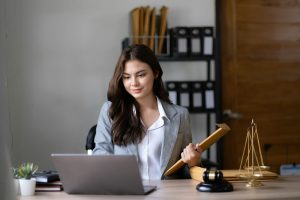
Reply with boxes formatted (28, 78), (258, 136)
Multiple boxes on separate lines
(181, 143), (202, 167)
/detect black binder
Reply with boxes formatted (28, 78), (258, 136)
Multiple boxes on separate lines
(204, 82), (215, 110)
(202, 27), (214, 57)
(170, 27), (190, 57)
(189, 27), (203, 57)
(166, 81), (178, 105)
(191, 82), (203, 112)
(178, 82), (191, 109)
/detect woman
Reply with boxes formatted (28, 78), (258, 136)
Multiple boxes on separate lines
(93, 44), (202, 180)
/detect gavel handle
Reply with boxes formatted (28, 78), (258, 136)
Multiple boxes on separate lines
(164, 123), (230, 176)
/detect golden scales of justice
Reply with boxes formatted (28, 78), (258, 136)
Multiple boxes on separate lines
(237, 119), (270, 187)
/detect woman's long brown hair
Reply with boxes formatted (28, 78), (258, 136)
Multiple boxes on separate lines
(107, 44), (171, 146)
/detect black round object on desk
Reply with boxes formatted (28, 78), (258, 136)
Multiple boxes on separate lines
(196, 170), (233, 192)
(196, 180), (233, 192)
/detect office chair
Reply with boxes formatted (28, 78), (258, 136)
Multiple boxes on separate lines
(86, 124), (97, 155)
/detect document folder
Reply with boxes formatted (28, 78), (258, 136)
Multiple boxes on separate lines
(139, 7), (144, 44)
(143, 6), (151, 46)
(149, 7), (156, 51)
(157, 6), (168, 55)
(131, 7), (140, 45)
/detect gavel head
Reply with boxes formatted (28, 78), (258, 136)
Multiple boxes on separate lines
(197, 170), (233, 192)
(202, 170), (224, 183)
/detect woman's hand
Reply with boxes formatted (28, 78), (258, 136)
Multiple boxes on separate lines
(181, 143), (202, 167)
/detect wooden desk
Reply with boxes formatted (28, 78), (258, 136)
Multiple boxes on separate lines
(20, 176), (300, 200)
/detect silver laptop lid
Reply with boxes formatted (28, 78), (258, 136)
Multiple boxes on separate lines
(51, 154), (156, 195)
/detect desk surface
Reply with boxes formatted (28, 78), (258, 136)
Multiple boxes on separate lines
(20, 176), (300, 200)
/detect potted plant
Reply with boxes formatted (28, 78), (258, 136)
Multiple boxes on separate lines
(12, 167), (20, 194)
(17, 162), (38, 196)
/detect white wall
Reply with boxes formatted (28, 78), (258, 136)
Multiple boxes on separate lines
(5, 0), (215, 169)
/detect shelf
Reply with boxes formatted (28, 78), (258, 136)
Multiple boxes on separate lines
(122, 37), (214, 62)
(157, 56), (213, 62)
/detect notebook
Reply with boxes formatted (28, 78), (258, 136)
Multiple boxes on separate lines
(51, 154), (157, 195)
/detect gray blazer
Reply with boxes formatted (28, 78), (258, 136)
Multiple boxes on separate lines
(93, 100), (192, 179)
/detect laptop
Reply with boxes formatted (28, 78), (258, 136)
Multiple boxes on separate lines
(51, 154), (157, 195)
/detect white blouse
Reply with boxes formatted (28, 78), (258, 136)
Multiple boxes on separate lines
(137, 98), (169, 180)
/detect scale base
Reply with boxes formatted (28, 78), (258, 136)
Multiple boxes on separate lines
(246, 179), (263, 187)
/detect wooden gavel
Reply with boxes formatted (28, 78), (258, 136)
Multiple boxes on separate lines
(164, 123), (231, 176)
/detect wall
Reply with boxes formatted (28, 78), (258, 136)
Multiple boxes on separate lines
(5, 0), (215, 169)
(0, 0), (17, 198)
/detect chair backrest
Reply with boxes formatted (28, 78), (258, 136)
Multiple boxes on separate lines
(86, 124), (97, 155)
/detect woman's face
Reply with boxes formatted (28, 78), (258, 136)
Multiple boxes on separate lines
(122, 59), (157, 101)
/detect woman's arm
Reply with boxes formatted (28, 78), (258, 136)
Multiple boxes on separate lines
(180, 108), (202, 167)
(92, 101), (114, 155)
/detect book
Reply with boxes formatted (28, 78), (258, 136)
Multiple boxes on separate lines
(33, 170), (60, 183)
(36, 180), (62, 186)
(35, 180), (63, 192)
(35, 185), (63, 192)
(35, 185), (62, 192)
